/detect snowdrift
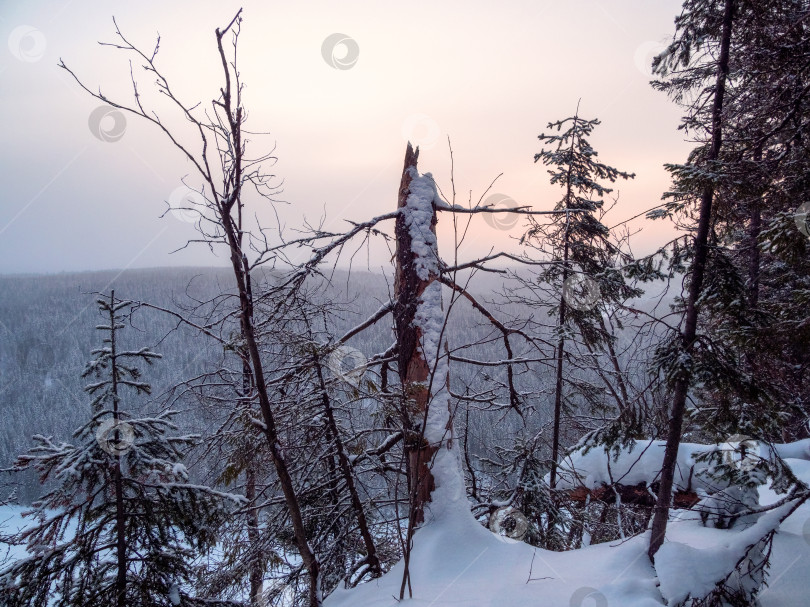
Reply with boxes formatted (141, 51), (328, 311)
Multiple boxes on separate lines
(324, 447), (810, 607)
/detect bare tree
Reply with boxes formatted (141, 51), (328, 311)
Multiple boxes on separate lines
(60, 11), (325, 604)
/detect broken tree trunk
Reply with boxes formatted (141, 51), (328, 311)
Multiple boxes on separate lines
(393, 142), (439, 526)
(394, 141), (463, 600)
(567, 484), (699, 509)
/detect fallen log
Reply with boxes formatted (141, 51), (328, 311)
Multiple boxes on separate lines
(565, 483), (700, 509)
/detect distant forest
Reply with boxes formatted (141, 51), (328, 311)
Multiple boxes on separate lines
(0, 268), (390, 500)
(0, 266), (671, 505)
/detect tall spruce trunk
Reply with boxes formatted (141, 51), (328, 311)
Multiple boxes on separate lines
(648, 0), (735, 561)
(747, 145), (762, 308)
(549, 117), (577, 490)
(246, 468), (263, 606)
(549, 234), (569, 490)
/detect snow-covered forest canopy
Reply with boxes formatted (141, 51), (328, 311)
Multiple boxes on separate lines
(3, 1), (810, 606)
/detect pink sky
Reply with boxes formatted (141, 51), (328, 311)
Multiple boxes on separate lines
(0, 0), (690, 274)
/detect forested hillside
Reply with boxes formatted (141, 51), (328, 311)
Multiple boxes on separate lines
(0, 267), (671, 504)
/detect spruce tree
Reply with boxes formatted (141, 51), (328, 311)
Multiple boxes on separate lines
(524, 108), (636, 490)
(648, 0), (810, 568)
(0, 293), (241, 607)
(650, 0), (810, 445)
(646, 0), (737, 561)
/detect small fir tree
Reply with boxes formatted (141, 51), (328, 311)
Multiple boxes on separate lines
(0, 293), (241, 607)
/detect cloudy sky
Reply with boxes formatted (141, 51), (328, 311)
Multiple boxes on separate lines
(0, 0), (690, 275)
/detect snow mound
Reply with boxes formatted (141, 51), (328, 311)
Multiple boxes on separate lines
(656, 501), (793, 604)
(326, 508), (663, 607)
(552, 438), (810, 493)
(325, 454), (810, 607)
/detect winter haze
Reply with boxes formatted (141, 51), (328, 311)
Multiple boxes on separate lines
(1, 0), (687, 274)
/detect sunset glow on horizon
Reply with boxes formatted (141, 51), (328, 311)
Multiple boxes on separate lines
(1, 0), (690, 275)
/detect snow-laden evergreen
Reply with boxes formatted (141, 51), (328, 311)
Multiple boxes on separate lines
(0, 294), (243, 607)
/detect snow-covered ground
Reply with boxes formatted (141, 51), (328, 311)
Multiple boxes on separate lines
(755, 461), (810, 606)
(326, 453), (810, 606)
(2, 454), (808, 605)
(328, 503), (664, 606)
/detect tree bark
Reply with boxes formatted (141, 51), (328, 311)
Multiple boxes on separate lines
(245, 467), (264, 607)
(549, 112), (578, 489)
(747, 145), (762, 308)
(549, 234), (569, 490)
(568, 484), (699, 509)
(394, 142), (459, 600)
(393, 143), (438, 526)
(648, 0), (735, 561)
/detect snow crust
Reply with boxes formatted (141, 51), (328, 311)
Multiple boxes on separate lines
(656, 501), (793, 604)
(414, 281), (449, 446)
(772, 438), (810, 461)
(404, 167), (463, 521)
(653, 459), (810, 605)
(326, 506), (663, 607)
